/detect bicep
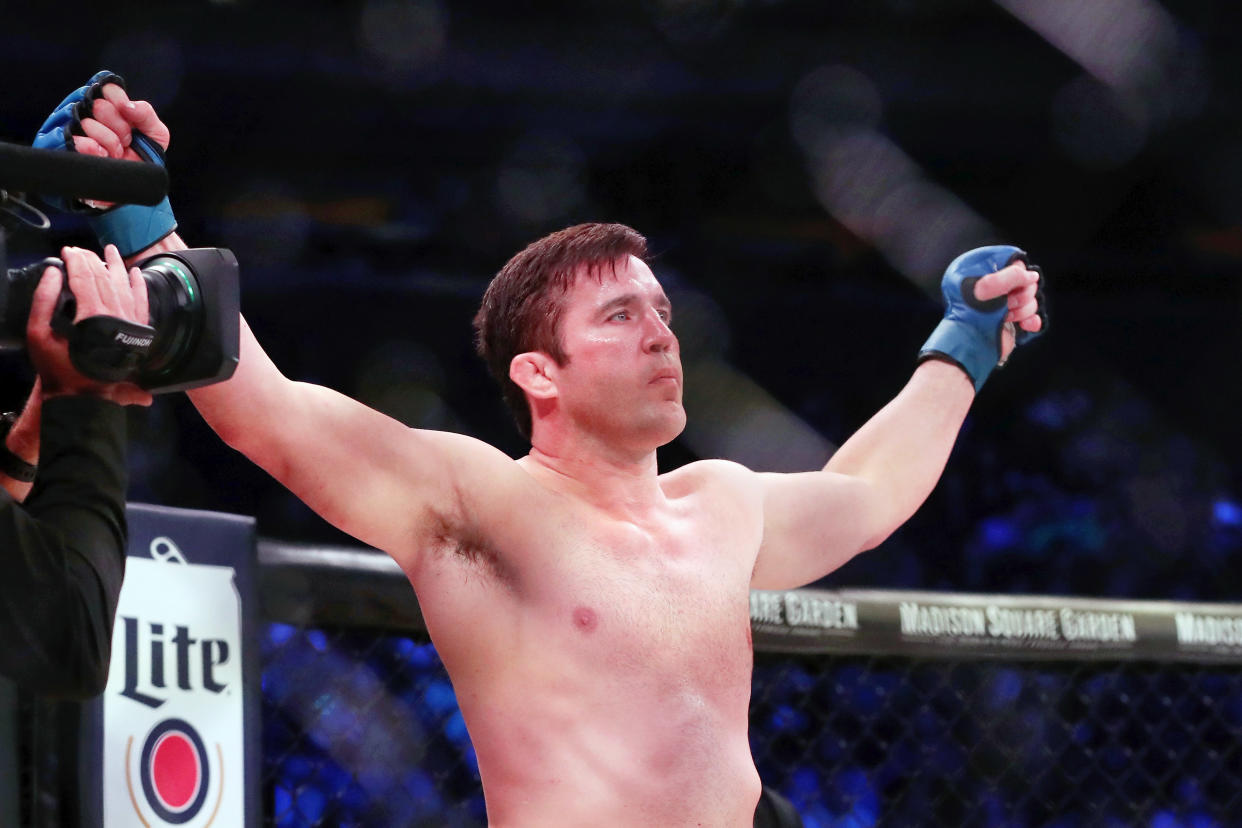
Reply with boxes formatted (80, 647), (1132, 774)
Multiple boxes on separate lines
(236, 381), (505, 556)
(189, 316), (519, 557)
(753, 471), (885, 590)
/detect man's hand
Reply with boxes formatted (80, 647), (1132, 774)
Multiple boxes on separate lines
(918, 245), (1048, 392)
(33, 71), (176, 257)
(27, 245), (153, 406)
(973, 260), (1045, 363)
(67, 78), (170, 171)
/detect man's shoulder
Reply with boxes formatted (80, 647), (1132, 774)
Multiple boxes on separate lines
(665, 457), (755, 479)
(660, 458), (760, 498)
(413, 429), (524, 479)
(396, 429), (542, 517)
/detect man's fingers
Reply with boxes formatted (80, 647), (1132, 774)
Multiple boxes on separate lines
(1007, 283), (1038, 310)
(91, 247), (121, 314)
(129, 266), (150, 326)
(1006, 297), (1040, 324)
(99, 84), (171, 149)
(61, 246), (151, 323)
(97, 83), (131, 111)
(971, 262), (1039, 303)
(100, 86), (171, 151)
(61, 247), (103, 318)
(70, 134), (109, 158)
(1018, 314), (1044, 333)
(128, 100), (170, 149)
(26, 264), (64, 344)
(102, 244), (135, 319)
(87, 98), (133, 149)
(79, 118), (126, 159)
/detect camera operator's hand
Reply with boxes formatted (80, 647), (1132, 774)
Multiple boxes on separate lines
(27, 245), (153, 406)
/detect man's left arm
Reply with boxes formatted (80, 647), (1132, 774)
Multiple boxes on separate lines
(752, 253), (1045, 590)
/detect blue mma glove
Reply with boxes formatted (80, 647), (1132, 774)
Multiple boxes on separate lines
(33, 70), (177, 257)
(919, 245), (1047, 392)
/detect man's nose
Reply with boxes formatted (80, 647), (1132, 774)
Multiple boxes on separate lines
(644, 311), (676, 353)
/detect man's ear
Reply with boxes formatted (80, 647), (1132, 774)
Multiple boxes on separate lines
(509, 352), (558, 400)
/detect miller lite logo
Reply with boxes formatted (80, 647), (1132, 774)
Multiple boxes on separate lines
(137, 718), (212, 824)
(104, 536), (245, 826)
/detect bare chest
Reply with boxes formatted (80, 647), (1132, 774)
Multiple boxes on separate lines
(525, 507), (760, 686)
(411, 468), (766, 701)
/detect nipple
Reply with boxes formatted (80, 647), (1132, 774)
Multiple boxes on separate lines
(573, 606), (598, 632)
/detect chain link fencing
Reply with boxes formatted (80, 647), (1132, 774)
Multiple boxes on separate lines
(749, 654), (1242, 826)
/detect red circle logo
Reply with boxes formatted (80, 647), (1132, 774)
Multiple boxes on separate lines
(151, 731), (201, 811)
(139, 719), (210, 824)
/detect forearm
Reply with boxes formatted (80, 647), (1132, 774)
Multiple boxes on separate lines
(0, 397), (128, 697)
(824, 359), (974, 541)
(131, 232), (291, 453)
(187, 315), (298, 456)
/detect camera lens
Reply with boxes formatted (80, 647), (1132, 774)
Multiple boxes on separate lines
(135, 255), (204, 385)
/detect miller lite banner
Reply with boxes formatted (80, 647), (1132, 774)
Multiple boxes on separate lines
(96, 504), (260, 828)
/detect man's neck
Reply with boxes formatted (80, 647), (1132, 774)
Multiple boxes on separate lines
(521, 438), (666, 519)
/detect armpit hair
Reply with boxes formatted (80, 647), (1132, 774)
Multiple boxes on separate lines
(424, 489), (516, 588)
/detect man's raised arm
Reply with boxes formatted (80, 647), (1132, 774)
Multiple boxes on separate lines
(752, 248), (1046, 590)
(190, 291), (447, 552)
(32, 72), (514, 558)
(140, 231), (507, 557)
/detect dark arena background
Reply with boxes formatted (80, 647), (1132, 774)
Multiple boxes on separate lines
(2, 1), (1242, 826)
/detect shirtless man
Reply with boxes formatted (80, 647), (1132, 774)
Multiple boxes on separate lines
(39, 73), (1045, 826)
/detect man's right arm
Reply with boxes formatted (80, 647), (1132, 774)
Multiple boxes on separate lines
(117, 238), (452, 551)
(189, 302), (500, 557)
(45, 75), (512, 560)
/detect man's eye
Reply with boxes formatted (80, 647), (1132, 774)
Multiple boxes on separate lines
(611, 311), (629, 321)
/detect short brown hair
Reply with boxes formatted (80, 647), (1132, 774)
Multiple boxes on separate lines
(473, 223), (649, 439)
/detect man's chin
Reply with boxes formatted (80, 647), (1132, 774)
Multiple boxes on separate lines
(653, 404), (687, 446)
(591, 401), (685, 449)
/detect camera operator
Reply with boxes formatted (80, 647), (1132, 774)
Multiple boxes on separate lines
(0, 243), (151, 698)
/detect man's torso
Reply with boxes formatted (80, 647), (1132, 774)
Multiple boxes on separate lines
(397, 458), (767, 826)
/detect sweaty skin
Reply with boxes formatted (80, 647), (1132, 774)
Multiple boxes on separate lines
(92, 82), (1044, 827)
(412, 456), (766, 826)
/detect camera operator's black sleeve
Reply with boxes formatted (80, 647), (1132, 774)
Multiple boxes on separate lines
(0, 396), (127, 698)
